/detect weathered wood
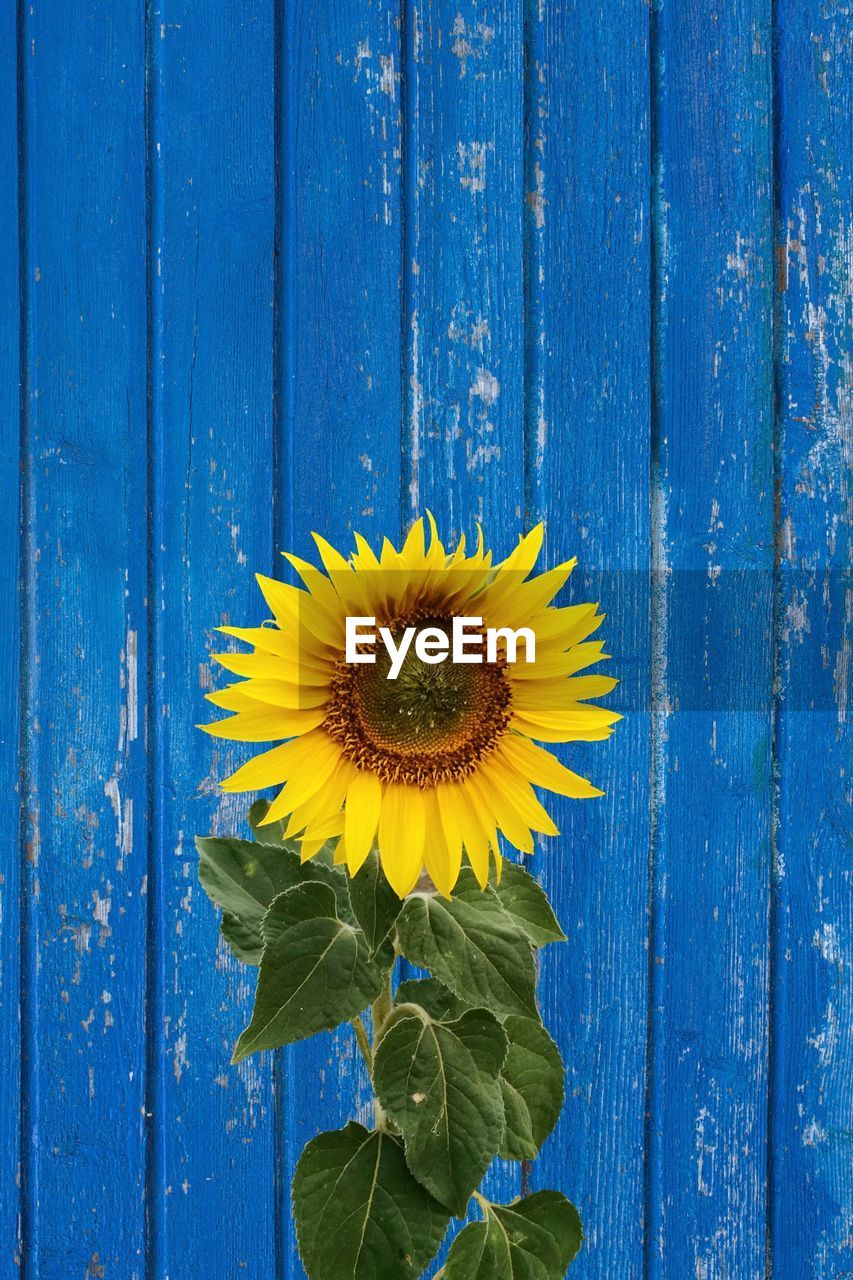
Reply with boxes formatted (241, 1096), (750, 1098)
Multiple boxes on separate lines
(17, 3), (150, 1274)
(771, 2), (852, 1274)
(404, 0), (525, 537)
(1, 2), (21, 1265)
(650, 0), (776, 1275)
(526, 4), (652, 1277)
(277, 4), (403, 1275)
(148, 3), (278, 1275)
(7, 1), (850, 1275)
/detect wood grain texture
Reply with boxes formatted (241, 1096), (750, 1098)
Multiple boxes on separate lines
(6, 0), (850, 1276)
(277, 4), (403, 1275)
(17, 3), (150, 1275)
(771, 1), (852, 1273)
(148, 3), (278, 1275)
(404, 0), (525, 536)
(525, 4), (652, 1278)
(1, 1), (21, 1265)
(650, 0), (776, 1275)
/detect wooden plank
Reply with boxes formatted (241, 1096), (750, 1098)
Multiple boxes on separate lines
(403, 0), (525, 537)
(1, 2), (21, 1266)
(770, 3), (852, 1273)
(148, 4), (278, 1275)
(18, 3), (149, 1274)
(649, 0), (775, 1274)
(277, 4), (403, 1274)
(526, 4), (651, 1278)
(402, 0), (526, 1232)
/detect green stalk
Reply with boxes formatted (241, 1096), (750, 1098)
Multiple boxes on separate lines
(370, 962), (395, 1131)
(371, 965), (394, 1041)
(351, 1014), (372, 1071)
(472, 1189), (491, 1216)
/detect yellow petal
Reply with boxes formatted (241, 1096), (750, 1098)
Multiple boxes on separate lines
(526, 602), (599, 645)
(220, 736), (311, 793)
(469, 770), (534, 854)
(351, 532), (380, 569)
(260, 735), (343, 824)
(512, 674), (618, 711)
(335, 835), (349, 866)
(496, 524), (544, 578)
(206, 680), (328, 713)
(344, 770), (384, 876)
(298, 836), (331, 862)
(430, 787), (465, 896)
(302, 810), (346, 843)
(458, 778), (497, 887)
(310, 532), (352, 577)
(233, 680), (328, 710)
(478, 756), (559, 836)
(435, 783), (489, 888)
(499, 735), (604, 798)
(378, 784), (425, 897)
(486, 561), (577, 630)
(199, 705), (326, 742)
(421, 789), (459, 897)
(285, 760), (353, 837)
(255, 574), (302, 629)
(399, 518), (426, 567)
(212, 649), (332, 686)
(281, 554), (347, 643)
(511, 705), (621, 743)
(205, 685), (265, 713)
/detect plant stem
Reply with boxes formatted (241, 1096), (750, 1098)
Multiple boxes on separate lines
(472, 1189), (491, 1217)
(371, 967), (394, 1042)
(370, 963), (395, 1131)
(351, 1015), (372, 1071)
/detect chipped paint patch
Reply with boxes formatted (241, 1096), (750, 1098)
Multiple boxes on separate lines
(456, 141), (490, 193)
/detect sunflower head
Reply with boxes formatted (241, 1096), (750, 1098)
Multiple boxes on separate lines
(201, 517), (619, 897)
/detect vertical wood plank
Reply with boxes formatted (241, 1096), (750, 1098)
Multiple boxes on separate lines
(650, 0), (775, 1274)
(1, 2), (21, 1265)
(403, 0), (526, 1231)
(149, 3), (278, 1275)
(18, 2), (149, 1274)
(404, 0), (525, 539)
(278, 4), (403, 1273)
(771, 2), (852, 1273)
(526, 3), (651, 1277)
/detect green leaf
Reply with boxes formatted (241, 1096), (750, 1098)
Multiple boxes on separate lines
(490, 862), (566, 946)
(499, 1017), (565, 1160)
(373, 1009), (507, 1215)
(292, 1122), (451, 1280)
(396, 891), (537, 1019)
(195, 834), (348, 964)
(444, 1192), (582, 1279)
(261, 881), (338, 946)
(248, 798), (286, 841)
(348, 850), (402, 959)
(232, 886), (385, 1060)
(513, 1192), (583, 1272)
(394, 977), (470, 1023)
(453, 862), (565, 947)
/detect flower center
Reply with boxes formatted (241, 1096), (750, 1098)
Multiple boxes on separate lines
(324, 617), (512, 786)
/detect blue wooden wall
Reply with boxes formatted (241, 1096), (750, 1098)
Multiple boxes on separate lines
(2, 1), (850, 1276)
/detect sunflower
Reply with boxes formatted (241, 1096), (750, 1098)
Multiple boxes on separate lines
(201, 518), (619, 897)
